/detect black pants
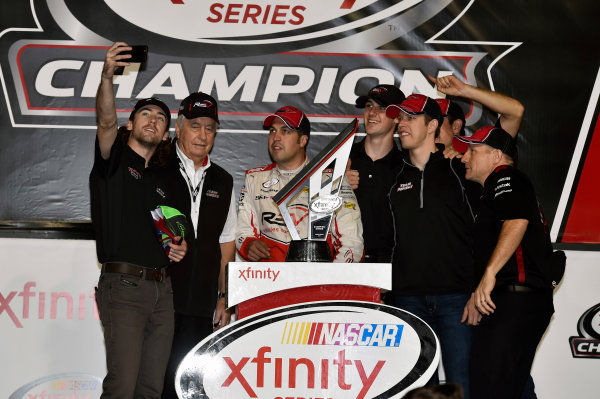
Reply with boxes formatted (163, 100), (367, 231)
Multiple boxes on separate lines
(470, 289), (553, 399)
(162, 313), (214, 399)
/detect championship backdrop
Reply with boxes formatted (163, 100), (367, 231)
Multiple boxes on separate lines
(1, 0), (599, 398)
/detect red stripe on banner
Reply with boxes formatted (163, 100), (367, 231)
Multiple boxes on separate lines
(516, 245), (525, 283)
(563, 110), (600, 243)
(340, 0), (356, 9)
(307, 323), (318, 345)
(313, 323), (323, 345)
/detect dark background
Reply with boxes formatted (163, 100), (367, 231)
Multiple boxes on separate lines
(1, 0), (599, 242)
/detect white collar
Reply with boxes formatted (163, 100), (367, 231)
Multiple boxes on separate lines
(176, 142), (211, 176)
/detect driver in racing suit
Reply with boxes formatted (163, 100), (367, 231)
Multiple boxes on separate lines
(236, 105), (364, 262)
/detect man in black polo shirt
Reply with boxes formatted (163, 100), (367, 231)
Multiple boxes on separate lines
(454, 126), (556, 399)
(346, 84), (405, 263)
(161, 92), (237, 399)
(90, 42), (187, 398)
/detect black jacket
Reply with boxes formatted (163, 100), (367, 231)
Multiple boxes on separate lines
(389, 147), (479, 295)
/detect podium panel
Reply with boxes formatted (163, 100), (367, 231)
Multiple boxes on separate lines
(227, 261), (391, 319)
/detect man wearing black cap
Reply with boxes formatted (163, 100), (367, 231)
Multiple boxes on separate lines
(347, 84), (405, 263)
(386, 93), (477, 397)
(90, 42), (187, 398)
(161, 92), (237, 399)
(236, 105), (363, 262)
(454, 127), (558, 399)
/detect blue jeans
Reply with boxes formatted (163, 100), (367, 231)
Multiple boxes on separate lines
(391, 293), (472, 399)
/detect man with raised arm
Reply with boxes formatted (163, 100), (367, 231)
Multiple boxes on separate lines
(90, 42), (187, 398)
(453, 126), (556, 399)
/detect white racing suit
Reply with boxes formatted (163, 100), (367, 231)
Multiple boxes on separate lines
(236, 159), (364, 262)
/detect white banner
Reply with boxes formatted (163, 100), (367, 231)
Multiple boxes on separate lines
(1, 239), (598, 398)
(0, 238), (105, 399)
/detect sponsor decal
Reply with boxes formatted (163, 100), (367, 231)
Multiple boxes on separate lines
(8, 373), (102, 399)
(238, 266), (281, 282)
(128, 167), (141, 180)
(494, 189), (512, 198)
(344, 201), (356, 210)
(569, 302), (600, 358)
(156, 187), (166, 198)
(309, 195), (343, 214)
(281, 321), (403, 347)
(0, 282), (99, 328)
(396, 182), (413, 192)
(263, 177), (280, 188)
(176, 301), (439, 399)
(206, 189), (221, 198)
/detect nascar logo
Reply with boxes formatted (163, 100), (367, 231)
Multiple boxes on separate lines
(282, 321), (403, 347)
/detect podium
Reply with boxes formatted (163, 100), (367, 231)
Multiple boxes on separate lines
(175, 261), (440, 399)
(227, 261), (391, 319)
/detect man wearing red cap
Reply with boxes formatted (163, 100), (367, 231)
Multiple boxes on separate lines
(90, 42), (187, 398)
(236, 105), (363, 262)
(385, 93), (478, 396)
(453, 127), (559, 399)
(429, 75), (542, 399)
(161, 92), (237, 399)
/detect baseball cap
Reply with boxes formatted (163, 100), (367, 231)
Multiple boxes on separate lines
(178, 92), (219, 123)
(436, 98), (466, 124)
(129, 97), (171, 126)
(453, 126), (516, 158)
(263, 105), (311, 135)
(386, 94), (443, 124)
(355, 84), (406, 108)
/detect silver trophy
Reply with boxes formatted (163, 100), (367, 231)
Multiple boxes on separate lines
(273, 119), (358, 262)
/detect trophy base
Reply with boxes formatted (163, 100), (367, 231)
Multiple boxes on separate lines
(285, 240), (333, 262)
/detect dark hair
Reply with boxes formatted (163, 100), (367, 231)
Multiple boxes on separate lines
(447, 114), (466, 136)
(117, 126), (172, 167)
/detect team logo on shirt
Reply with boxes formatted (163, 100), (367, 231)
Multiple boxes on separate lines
(206, 189), (220, 198)
(262, 177), (279, 188)
(128, 167), (141, 180)
(156, 187), (166, 198)
(494, 176), (513, 198)
(569, 302), (600, 358)
(397, 182), (413, 192)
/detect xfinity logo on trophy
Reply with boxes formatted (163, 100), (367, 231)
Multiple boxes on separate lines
(176, 302), (440, 399)
(569, 303), (600, 358)
(0, 0), (506, 129)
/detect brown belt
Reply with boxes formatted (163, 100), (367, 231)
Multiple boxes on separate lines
(102, 262), (170, 282)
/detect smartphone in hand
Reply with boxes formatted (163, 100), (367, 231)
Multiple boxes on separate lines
(115, 45), (148, 75)
(121, 45), (148, 63)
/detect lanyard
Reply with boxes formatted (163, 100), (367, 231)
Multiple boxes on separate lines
(178, 159), (206, 203)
